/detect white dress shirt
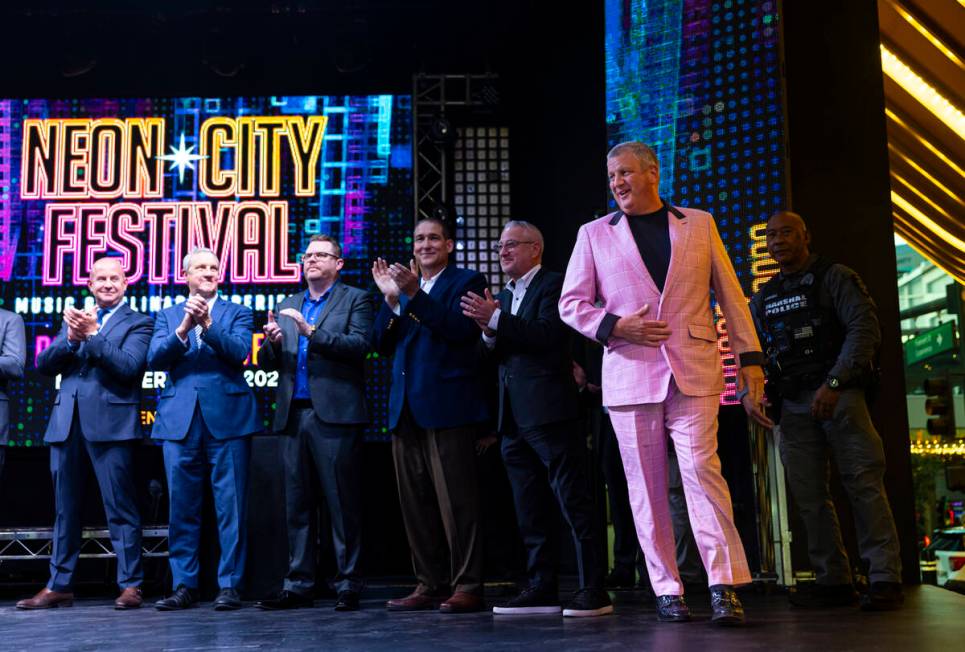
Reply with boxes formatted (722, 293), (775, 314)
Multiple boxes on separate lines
(482, 264), (542, 347)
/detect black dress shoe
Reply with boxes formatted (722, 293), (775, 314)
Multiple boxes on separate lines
(334, 591), (360, 611)
(655, 595), (690, 622)
(214, 588), (243, 611)
(155, 585), (198, 611)
(710, 586), (745, 625)
(255, 590), (314, 610)
(860, 582), (904, 611)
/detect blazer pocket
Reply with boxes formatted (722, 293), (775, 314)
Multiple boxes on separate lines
(224, 384), (249, 395)
(687, 323), (717, 342)
(106, 396), (139, 405)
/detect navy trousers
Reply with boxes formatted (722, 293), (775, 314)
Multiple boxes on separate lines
(162, 404), (251, 590)
(48, 413), (143, 592)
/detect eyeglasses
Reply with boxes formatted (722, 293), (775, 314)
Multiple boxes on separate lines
(491, 240), (536, 252)
(302, 251), (340, 262)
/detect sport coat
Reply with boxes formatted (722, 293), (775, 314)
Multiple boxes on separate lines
(148, 297), (259, 441)
(559, 206), (763, 406)
(37, 303), (152, 442)
(259, 281), (375, 431)
(487, 268), (580, 431)
(0, 308), (26, 446)
(371, 265), (490, 430)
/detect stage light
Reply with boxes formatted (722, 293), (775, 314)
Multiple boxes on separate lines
(891, 191), (965, 252)
(429, 114), (455, 145)
(887, 141), (963, 207)
(890, 171), (955, 220)
(884, 0), (964, 71)
(880, 45), (965, 140)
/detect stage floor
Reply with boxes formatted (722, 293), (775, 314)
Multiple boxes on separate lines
(2, 584), (963, 651)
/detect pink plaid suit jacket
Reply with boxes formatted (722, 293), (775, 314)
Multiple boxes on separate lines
(560, 206), (762, 407)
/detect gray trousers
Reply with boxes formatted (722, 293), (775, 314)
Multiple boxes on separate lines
(779, 388), (901, 584)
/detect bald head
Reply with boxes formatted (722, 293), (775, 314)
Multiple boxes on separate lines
(765, 210), (811, 273)
(88, 256), (129, 308)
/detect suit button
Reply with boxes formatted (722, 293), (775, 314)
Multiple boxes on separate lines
(402, 370), (406, 376)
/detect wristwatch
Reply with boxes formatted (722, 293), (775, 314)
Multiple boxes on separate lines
(826, 375), (841, 390)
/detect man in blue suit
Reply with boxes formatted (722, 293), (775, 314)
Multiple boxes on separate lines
(17, 256), (151, 610)
(149, 247), (259, 611)
(371, 217), (490, 614)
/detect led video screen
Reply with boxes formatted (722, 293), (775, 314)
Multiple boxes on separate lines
(605, 0), (788, 402)
(0, 94), (412, 446)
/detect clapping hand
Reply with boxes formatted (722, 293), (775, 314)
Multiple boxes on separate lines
(372, 258), (402, 307)
(460, 289), (500, 335)
(389, 259), (420, 298)
(263, 310), (283, 343)
(279, 308), (313, 337)
(64, 306), (97, 343)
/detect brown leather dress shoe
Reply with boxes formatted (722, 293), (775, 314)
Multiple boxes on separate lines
(439, 591), (483, 614)
(115, 586), (143, 610)
(16, 588), (74, 610)
(386, 590), (447, 611)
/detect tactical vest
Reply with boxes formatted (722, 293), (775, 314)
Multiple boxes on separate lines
(758, 257), (844, 395)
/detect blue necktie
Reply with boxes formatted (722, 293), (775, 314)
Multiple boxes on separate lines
(96, 307), (109, 327)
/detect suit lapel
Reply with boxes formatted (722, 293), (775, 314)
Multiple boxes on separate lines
(608, 212), (660, 297)
(98, 303), (129, 339)
(426, 265), (457, 299)
(513, 268), (545, 318)
(661, 205), (691, 304)
(314, 283), (342, 328)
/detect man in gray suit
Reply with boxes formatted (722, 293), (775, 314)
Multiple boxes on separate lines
(17, 256), (151, 610)
(0, 306), (26, 478)
(255, 234), (375, 612)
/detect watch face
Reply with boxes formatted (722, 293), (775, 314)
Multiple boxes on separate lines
(828, 377), (840, 389)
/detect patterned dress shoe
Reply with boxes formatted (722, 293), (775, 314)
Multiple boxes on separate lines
(655, 594), (691, 622)
(155, 585), (199, 611)
(213, 588), (243, 611)
(114, 586), (143, 610)
(386, 590), (447, 611)
(439, 591), (484, 613)
(710, 586), (745, 625)
(16, 588), (74, 610)
(255, 590), (314, 610)
(334, 591), (360, 611)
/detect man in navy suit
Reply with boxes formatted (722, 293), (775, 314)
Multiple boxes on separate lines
(0, 306), (25, 480)
(462, 221), (611, 617)
(148, 247), (259, 611)
(17, 256), (151, 610)
(255, 234), (375, 612)
(371, 217), (489, 613)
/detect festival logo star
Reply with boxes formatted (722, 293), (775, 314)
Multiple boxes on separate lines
(157, 132), (208, 183)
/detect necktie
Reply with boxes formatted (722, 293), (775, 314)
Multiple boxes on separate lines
(96, 307), (109, 327)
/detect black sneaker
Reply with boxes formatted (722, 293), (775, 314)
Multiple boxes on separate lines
(860, 582), (904, 611)
(788, 583), (858, 608)
(710, 585), (745, 626)
(562, 588), (613, 618)
(655, 595), (690, 622)
(492, 587), (561, 615)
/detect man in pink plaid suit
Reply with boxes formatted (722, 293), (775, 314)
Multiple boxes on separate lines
(559, 141), (770, 625)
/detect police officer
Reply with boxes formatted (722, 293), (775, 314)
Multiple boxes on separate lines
(747, 211), (903, 611)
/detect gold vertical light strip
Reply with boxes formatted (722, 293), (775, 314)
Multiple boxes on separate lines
(880, 45), (965, 139)
(885, 0), (964, 70)
(892, 191), (965, 251)
(886, 109), (965, 179)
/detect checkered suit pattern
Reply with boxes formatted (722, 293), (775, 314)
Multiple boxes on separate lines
(559, 206), (757, 595)
(559, 207), (762, 406)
